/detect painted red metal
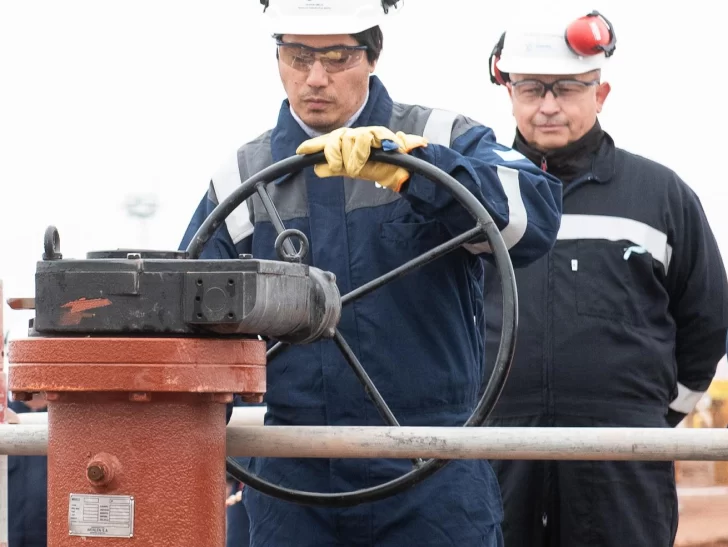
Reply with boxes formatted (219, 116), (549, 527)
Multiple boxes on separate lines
(7, 337), (266, 547)
(0, 280), (7, 547)
(0, 281), (5, 426)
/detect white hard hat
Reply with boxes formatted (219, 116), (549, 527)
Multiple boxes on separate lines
(261, 0), (403, 36)
(492, 12), (616, 79)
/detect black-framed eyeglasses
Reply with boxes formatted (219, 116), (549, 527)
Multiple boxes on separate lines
(510, 79), (600, 103)
(276, 41), (368, 74)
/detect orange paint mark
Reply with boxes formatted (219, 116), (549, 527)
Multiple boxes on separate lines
(60, 297), (112, 326)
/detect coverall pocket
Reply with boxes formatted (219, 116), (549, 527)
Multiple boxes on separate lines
(573, 240), (667, 327)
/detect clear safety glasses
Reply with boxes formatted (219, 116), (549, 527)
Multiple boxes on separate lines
(510, 79), (599, 103)
(276, 41), (368, 74)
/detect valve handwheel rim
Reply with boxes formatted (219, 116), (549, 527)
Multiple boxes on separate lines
(186, 148), (519, 507)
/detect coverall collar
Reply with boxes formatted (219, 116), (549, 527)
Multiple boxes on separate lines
(513, 119), (614, 185)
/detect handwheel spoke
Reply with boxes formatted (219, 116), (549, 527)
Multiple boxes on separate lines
(332, 330), (425, 468)
(341, 226), (485, 306)
(266, 225), (487, 361)
(255, 182), (297, 256)
(331, 330), (399, 426)
(267, 340), (287, 360)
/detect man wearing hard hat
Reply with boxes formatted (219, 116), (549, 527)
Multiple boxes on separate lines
(180, 1), (563, 545)
(483, 11), (728, 546)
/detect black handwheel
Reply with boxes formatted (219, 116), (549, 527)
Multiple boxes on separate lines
(186, 148), (518, 507)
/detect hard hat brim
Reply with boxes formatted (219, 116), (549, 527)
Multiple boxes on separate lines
(497, 54), (606, 77)
(266, 15), (386, 35)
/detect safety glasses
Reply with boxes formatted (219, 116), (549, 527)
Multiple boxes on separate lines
(276, 41), (368, 74)
(510, 79), (599, 103)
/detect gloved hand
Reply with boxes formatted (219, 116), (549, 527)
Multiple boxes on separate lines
(296, 126), (428, 192)
(225, 489), (243, 506)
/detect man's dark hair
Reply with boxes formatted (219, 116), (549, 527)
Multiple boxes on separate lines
(274, 25), (384, 63)
(354, 26), (383, 63)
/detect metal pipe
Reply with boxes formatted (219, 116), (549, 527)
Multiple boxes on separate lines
(0, 424), (46, 455)
(14, 412), (48, 425)
(4, 424), (728, 461)
(228, 406), (267, 426)
(16, 406), (268, 426)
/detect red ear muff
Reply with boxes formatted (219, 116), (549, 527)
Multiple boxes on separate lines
(565, 10), (616, 58)
(488, 32), (509, 86)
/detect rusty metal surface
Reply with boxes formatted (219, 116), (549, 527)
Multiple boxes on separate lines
(6, 297), (35, 310)
(1, 281), (5, 424)
(9, 337), (266, 364)
(0, 280), (7, 547)
(48, 393), (226, 546)
(9, 363), (266, 394)
(8, 338), (266, 395)
(5, 336), (267, 546)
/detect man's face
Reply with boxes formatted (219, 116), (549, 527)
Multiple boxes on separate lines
(278, 34), (376, 133)
(507, 70), (610, 151)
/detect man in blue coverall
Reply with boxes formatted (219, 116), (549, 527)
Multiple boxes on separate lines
(8, 394), (48, 547)
(179, 1), (563, 545)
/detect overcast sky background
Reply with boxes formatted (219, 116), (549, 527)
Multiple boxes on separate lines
(1, 1), (726, 348)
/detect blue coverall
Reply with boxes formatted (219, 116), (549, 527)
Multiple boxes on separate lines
(8, 400), (48, 547)
(181, 75), (563, 546)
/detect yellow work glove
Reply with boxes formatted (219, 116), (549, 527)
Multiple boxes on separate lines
(296, 126), (428, 192)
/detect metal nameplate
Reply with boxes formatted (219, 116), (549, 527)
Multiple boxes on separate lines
(68, 493), (135, 538)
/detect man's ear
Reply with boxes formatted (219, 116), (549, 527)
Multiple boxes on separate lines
(596, 82), (611, 114)
(507, 85), (516, 116)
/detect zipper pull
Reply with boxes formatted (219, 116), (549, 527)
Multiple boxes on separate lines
(540, 156), (548, 171)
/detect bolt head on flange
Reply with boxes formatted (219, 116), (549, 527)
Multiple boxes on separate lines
(87, 465), (105, 482)
(86, 452), (121, 487)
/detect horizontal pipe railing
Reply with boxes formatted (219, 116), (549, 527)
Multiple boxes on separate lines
(3, 424), (728, 461)
(14, 406), (267, 426)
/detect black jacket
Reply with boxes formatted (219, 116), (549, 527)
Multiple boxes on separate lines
(484, 122), (728, 426)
